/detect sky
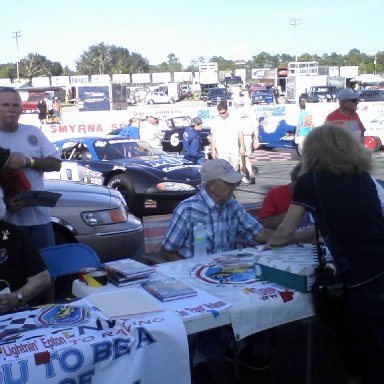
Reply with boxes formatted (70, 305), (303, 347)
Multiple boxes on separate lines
(1, 0), (383, 71)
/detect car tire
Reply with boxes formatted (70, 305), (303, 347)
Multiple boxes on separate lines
(147, 100), (154, 104)
(107, 174), (135, 210)
(169, 99), (175, 104)
(296, 144), (303, 157)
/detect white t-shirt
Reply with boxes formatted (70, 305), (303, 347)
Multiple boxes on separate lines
(139, 121), (163, 148)
(211, 113), (242, 156)
(0, 124), (60, 226)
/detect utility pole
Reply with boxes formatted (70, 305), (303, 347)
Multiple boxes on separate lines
(289, 18), (302, 62)
(12, 31), (21, 82)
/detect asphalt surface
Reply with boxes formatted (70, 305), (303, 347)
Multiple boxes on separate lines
(235, 147), (384, 208)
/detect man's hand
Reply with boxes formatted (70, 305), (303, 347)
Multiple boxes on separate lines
(0, 293), (19, 313)
(5, 196), (25, 211)
(7, 152), (27, 170)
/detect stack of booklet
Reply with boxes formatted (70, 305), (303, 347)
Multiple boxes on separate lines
(101, 259), (155, 287)
(141, 278), (197, 302)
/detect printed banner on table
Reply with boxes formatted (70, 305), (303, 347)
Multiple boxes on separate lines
(0, 302), (190, 384)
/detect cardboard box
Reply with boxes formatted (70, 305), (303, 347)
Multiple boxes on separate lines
(256, 245), (318, 292)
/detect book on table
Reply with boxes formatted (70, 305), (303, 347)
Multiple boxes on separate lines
(141, 278), (197, 302)
(101, 258), (155, 287)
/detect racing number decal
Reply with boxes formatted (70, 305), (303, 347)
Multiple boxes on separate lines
(148, 157), (183, 167)
(170, 133), (180, 147)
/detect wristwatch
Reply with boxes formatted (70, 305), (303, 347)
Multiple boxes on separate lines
(16, 291), (23, 306)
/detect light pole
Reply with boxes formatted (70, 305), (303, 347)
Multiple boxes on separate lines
(289, 18), (302, 62)
(12, 31), (21, 82)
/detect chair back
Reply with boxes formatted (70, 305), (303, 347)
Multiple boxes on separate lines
(40, 243), (101, 278)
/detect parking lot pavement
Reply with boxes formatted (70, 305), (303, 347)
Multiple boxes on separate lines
(236, 148), (384, 208)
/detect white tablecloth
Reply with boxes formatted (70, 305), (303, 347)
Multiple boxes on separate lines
(156, 247), (315, 340)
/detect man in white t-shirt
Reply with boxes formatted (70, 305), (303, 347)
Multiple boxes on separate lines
(139, 115), (164, 149)
(0, 87), (62, 250)
(210, 101), (245, 173)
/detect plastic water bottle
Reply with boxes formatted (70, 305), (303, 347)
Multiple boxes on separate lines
(194, 222), (207, 257)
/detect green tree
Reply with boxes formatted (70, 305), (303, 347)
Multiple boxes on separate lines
(167, 53), (183, 73)
(19, 53), (58, 79)
(76, 42), (111, 74)
(76, 43), (149, 75)
(0, 63), (16, 79)
(209, 56), (234, 71)
(185, 57), (204, 72)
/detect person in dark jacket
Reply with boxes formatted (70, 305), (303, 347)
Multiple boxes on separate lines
(183, 117), (206, 165)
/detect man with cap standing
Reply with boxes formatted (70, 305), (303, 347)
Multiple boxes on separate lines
(183, 117), (206, 165)
(139, 115), (163, 149)
(325, 88), (365, 141)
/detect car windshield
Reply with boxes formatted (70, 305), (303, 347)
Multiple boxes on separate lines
(315, 87), (335, 92)
(209, 88), (228, 95)
(94, 139), (159, 160)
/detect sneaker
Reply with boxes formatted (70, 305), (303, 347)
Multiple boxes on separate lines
(242, 177), (249, 184)
(249, 176), (256, 185)
(191, 362), (216, 384)
(225, 346), (270, 371)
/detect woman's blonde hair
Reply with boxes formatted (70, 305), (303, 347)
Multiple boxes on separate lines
(302, 124), (372, 175)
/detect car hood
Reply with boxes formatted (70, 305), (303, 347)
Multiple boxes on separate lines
(111, 156), (202, 181)
(45, 180), (116, 207)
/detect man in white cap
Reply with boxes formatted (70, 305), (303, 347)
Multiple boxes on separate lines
(161, 158), (275, 381)
(161, 158), (273, 261)
(139, 115), (163, 149)
(325, 88), (365, 140)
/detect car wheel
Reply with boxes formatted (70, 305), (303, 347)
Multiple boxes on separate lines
(169, 99), (175, 104)
(296, 143), (303, 157)
(147, 100), (154, 104)
(107, 174), (135, 210)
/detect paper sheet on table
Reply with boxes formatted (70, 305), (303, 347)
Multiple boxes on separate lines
(87, 288), (162, 318)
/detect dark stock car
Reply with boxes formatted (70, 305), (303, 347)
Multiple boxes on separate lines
(109, 116), (211, 154)
(161, 116), (211, 154)
(53, 136), (202, 216)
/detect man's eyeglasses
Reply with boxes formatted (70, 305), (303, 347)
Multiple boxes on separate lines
(221, 180), (241, 188)
(218, 111), (227, 115)
(348, 99), (359, 103)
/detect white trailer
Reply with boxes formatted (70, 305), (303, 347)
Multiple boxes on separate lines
(286, 75), (329, 103)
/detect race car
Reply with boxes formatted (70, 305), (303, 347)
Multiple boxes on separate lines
(52, 136), (202, 216)
(364, 112), (384, 151)
(109, 115), (211, 154)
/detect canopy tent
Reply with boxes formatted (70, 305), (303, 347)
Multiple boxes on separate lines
(351, 74), (384, 84)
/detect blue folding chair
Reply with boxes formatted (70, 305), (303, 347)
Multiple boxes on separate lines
(40, 243), (101, 277)
(40, 243), (101, 301)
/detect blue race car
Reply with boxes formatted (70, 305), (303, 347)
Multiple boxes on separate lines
(250, 90), (275, 105)
(53, 136), (201, 216)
